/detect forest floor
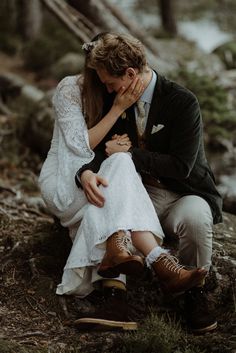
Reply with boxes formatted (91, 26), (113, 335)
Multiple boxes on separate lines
(0, 163), (236, 353)
(0, 52), (236, 353)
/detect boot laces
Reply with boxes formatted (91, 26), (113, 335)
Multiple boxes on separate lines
(115, 232), (132, 255)
(155, 253), (184, 274)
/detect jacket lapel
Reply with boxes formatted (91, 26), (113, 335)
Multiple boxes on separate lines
(125, 105), (139, 147)
(124, 74), (165, 147)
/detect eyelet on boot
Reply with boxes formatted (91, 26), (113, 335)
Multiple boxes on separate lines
(97, 231), (144, 278)
(153, 253), (207, 293)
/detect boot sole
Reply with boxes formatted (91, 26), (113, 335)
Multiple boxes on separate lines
(74, 317), (138, 330)
(97, 259), (144, 278)
(190, 321), (217, 334)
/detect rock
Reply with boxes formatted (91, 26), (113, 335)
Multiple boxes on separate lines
(218, 174), (236, 215)
(50, 52), (85, 80)
(213, 41), (236, 69)
(21, 84), (44, 103)
(151, 37), (225, 76)
(216, 69), (236, 89)
(24, 90), (55, 157)
(0, 72), (44, 105)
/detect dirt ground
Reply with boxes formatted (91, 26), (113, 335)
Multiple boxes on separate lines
(0, 157), (236, 353)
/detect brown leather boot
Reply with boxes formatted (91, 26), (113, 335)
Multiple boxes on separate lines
(97, 231), (144, 278)
(152, 253), (207, 293)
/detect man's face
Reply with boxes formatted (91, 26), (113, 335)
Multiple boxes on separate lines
(96, 67), (133, 93)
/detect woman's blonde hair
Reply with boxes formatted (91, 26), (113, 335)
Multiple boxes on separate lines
(80, 32), (147, 128)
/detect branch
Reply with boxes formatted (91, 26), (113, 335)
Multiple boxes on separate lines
(101, 0), (159, 56)
(40, 0), (98, 42)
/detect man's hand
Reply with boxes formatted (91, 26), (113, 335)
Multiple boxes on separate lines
(106, 134), (131, 156)
(80, 170), (108, 207)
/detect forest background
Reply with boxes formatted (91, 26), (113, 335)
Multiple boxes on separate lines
(0, 1), (236, 353)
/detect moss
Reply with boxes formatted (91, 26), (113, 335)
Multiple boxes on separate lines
(213, 41), (236, 69)
(169, 69), (236, 146)
(22, 12), (83, 74)
(118, 312), (203, 353)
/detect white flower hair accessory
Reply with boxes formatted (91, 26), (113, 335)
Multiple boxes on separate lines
(82, 40), (98, 53)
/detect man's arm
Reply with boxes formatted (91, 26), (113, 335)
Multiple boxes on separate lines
(75, 146), (106, 188)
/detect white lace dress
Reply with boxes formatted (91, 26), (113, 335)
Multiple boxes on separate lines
(39, 75), (164, 297)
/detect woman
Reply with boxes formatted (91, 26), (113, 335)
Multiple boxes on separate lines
(39, 33), (206, 299)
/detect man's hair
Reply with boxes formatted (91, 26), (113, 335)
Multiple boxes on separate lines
(86, 33), (147, 76)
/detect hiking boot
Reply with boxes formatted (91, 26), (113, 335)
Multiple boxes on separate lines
(74, 287), (137, 330)
(97, 231), (144, 278)
(153, 253), (207, 293)
(184, 286), (217, 333)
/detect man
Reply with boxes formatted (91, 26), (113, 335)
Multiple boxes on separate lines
(75, 33), (222, 333)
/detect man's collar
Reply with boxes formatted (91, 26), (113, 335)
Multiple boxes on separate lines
(140, 70), (157, 104)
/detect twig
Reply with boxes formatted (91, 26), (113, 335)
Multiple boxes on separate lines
(17, 206), (47, 217)
(25, 296), (49, 317)
(0, 185), (17, 195)
(29, 258), (40, 277)
(13, 331), (48, 338)
(232, 278), (236, 313)
(58, 296), (70, 318)
(0, 206), (13, 219)
(0, 100), (14, 115)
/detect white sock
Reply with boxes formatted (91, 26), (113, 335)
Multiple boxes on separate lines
(145, 246), (169, 268)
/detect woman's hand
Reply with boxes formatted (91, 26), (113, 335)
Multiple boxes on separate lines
(105, 134), (132, 156)
(113, 77), (144, 112)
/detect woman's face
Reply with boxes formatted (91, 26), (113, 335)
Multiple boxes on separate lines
(96, 67), (134, 94)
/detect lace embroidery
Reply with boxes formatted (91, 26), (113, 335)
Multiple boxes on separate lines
(39, 76), (94, 211)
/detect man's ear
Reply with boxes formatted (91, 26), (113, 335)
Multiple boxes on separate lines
(126, 67), (137, 79)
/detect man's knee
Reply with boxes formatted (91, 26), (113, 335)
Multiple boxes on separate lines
(164, 196), (213, 241)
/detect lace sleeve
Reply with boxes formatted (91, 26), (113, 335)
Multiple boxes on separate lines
(53, 77), (92, 157)
(39, 76), (94, 212)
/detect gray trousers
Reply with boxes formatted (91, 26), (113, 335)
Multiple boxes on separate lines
(145, 184), (213, 270)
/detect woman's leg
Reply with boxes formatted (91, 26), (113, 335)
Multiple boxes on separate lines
(97, 230), (144, 278)
(131, 230), (162, 255)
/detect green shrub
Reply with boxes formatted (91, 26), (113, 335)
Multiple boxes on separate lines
(170, 69), (236, 145)
(214, 41), (236, 69)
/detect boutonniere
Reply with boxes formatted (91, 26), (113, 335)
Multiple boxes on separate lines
(121, 112), (126, 119)
(151, 124), (164, 134)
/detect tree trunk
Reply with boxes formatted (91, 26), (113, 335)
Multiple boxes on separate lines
(67, 0), (110, 30)
(158, 0), (177, 36)
(101, 0), (159, 57)
(18, 0), (43, 40)
(40, 0), (97, 42)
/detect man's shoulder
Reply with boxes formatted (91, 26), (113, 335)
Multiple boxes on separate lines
(157, 74), (198, 104)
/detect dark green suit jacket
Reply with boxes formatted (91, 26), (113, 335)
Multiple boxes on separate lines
(77, 74), (222, 224)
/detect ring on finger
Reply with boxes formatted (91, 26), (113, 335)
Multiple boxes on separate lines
(117, 141), (129, 146)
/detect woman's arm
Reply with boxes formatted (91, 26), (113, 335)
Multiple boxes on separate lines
(88, 77), (143, 149)
(88, 104), (124, 150)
